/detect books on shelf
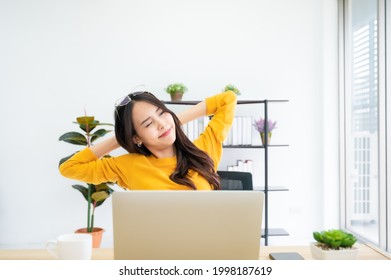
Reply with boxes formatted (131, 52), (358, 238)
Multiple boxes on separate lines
(223, 116), (253, 146)
(227, 160), (253, 173)
(182, 115), (253, 146)
(182, 116), (209, 142)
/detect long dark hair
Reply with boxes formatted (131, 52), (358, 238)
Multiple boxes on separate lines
(114, 92), (221, 190)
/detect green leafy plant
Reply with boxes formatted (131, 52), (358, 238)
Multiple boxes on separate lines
(59, 115), (114, 233)
(313, 229), (357, 250)
(223, 84), (241, 95)
(165, 83), (188, 95)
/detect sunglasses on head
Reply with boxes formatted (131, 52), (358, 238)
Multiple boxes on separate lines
(114, 91), (152, 107)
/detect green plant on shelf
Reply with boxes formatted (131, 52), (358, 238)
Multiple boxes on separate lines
(223, 84), (241, 95)
(165, 83), (188, 95)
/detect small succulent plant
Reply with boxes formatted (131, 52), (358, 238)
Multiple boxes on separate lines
(313, 229), (357, 250)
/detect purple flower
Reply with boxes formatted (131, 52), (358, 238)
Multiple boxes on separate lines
(252, 118), (277, 133)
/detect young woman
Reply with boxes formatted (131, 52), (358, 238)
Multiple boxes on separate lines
(59, 90), (237, 190)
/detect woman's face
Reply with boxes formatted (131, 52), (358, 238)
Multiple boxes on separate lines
(131, 101), (176, 158)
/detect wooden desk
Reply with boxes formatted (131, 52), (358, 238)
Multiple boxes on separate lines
(0, 244), (389, 260)
(261, 244), (390, 260)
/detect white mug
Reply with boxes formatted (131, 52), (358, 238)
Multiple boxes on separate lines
(46, 233), (92, 260)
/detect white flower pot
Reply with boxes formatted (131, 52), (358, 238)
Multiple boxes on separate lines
(310, 242), (359, 260)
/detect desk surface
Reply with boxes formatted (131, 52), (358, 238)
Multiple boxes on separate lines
(0, 244), (389, 260)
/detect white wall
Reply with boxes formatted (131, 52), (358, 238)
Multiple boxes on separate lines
(0, 0), (339, 248)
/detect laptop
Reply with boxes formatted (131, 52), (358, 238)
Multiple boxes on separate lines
(112, 190), (264, 260)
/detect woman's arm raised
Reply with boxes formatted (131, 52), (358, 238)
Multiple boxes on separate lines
(89, 135), (120, 158)
(176, 100), (207, 125)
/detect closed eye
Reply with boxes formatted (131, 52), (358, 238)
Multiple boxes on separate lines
(158, 109), (164, 116)
(140, 108), (165, 128)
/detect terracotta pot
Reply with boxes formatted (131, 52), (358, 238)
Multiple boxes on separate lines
(170, 91), (183, 101)
(75, 227), (104, 248)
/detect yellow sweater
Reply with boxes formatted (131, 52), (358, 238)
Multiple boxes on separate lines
(59, 91), (237, 190)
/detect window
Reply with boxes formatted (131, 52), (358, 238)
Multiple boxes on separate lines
(340, 0), (388, 251)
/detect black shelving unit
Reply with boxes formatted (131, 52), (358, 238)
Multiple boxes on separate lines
(261, 99), (289, 245)
(223, 99), (289, 245)
(165, 99), (289, 246)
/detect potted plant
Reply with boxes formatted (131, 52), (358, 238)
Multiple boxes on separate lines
(165, 83), (188, 101)
(311, 229), (359, 259)
(59, 115), (114, 248)
(223, 84), (241, 95)
(252, 117), (277, 145)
